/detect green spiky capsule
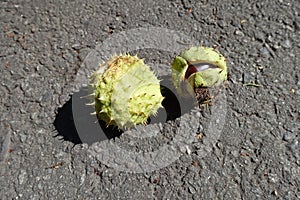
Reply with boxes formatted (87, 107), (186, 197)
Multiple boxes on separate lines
(171, 46), (227, 91)
(91, 54), (164, 129)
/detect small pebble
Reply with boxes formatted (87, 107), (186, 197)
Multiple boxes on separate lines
(242, 72), (250, 84)
(259, 47), (269, 57)
(188, 186), (196, 194)
(287, 140), (299, 152)
(18, 170), (27, 185)
(283, 132), (295, 142)
(281, 39), (292, 49)
(272, 190), (278, 196)
(266, 35), (273, 43)
(234, 30), (244, 36)
(255, 31), (265, 42)
(71, 43), (81, 50)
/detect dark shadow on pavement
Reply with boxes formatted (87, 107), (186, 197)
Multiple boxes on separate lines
(53, 93), (123, 145)
(53, 98), (82, 145)
(53, 75), (196, 145)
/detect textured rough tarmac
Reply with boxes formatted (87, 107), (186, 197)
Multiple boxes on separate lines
(0, 0), (299, 199)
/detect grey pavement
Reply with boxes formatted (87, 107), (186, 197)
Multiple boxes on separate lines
(0, 0), (299, 199)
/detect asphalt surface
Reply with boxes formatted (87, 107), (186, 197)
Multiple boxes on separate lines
(0, 0), (299, 199)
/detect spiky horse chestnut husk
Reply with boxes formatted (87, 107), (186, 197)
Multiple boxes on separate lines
(171, 46), (228, 104)
(172, 46), (227, 91)
(90, 54), (164, 129)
